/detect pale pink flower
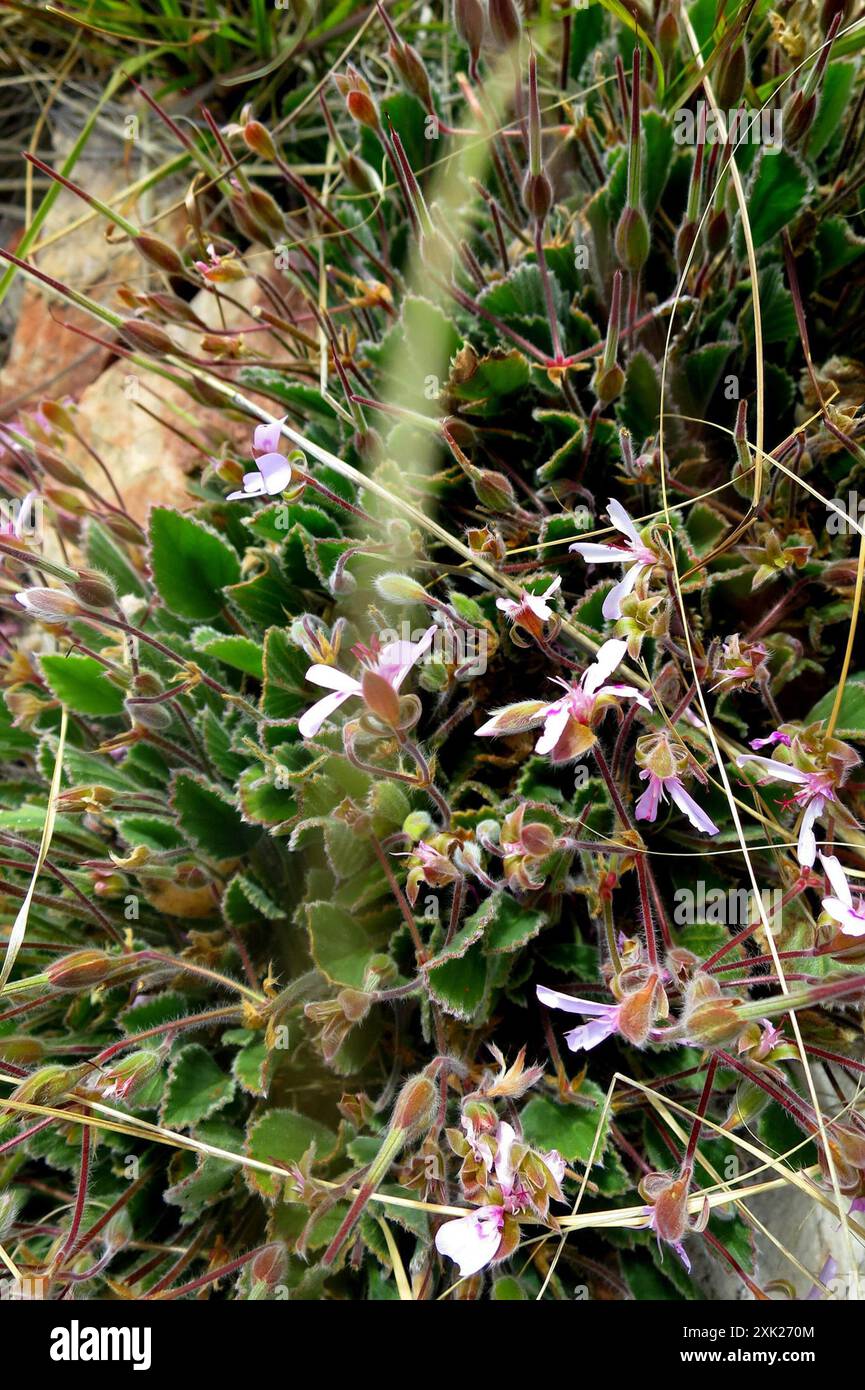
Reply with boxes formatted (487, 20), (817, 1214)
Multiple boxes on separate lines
(226, 417), (294, 501)
(634, 769), (719, 836)
(434, 1204), (505, 1277)
(496, 575), (561, 637)
(435, 1121), (563, 1276)
(535, 984), (621, 1051)
(736, 753), (833, 866)
(570, 499), (657, 620)
(476, 638), (651, 763)
(298, 627), (435, 738)
(818, 853), (865, 937)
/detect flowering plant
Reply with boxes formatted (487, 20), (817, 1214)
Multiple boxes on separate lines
(0, 0), (863, 1308)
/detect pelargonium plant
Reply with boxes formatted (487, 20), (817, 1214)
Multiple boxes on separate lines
(0, 0), (864, 1305)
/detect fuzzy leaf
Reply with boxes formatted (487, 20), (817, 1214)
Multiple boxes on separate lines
(149, 507), (240, 620)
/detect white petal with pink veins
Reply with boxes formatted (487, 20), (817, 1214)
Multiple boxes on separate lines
(534, 703), (571, 756)
(252, 417), (286, 455)
(536, 985), (616, 1017)
(434, 1208), (504, 1277)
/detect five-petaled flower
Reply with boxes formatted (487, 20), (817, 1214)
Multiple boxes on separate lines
(226, 417), (295, 501)
(570, 498), (659, 620)
(475, 637), (651, 762)
(298, 627), (435, 738)
(818, 853), (865, 937)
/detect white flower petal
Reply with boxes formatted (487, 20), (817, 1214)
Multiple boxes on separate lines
(819, 854), (853, 909)
(606, 498), (642, 545)
(735, 754), (809, 784)
(568, 543), (624, 563)
(434, 1209), (503, 1277)
(582, 638), (628, 695)
(668, 780), (719, 836)
(601, 562), (643, 621)
(297, 689), (352, 739)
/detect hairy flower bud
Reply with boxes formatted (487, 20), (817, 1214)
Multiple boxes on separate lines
(71, 568), (116, 609)
(16, 587), (80, 620)
(390, 1073), (438, 1138)
(46, 950), (114, 992)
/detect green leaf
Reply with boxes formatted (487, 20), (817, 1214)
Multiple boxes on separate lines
(736, 149), (809, 251)
(673, 340), (734, 417)
(149, 507), (240, 620)
(192, 627), (264, 679)
(245, 1108), (337, 1200)
(305, 900), (374, 987)
(426, 940), (488, 1020)
(483, 893), (546, 954)
(161, 1044), (235, 1129)
(40, 654), (124, 717)
(262, 628), (310, 720)
(810, 61), (856, 159)
(618, 350), (661, 441)
(520, 1086), (610, 1164)
(171, 771), (260, 859)
(807, 674), (865, 736)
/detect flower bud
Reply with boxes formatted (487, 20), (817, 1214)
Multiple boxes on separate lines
(706, 206), (729, 258)
(120, 319), (174, 355)
(37, 449), (87, 487)
(615, 204), (650, 273)
(16, 587), (80, 620)
(71, 567), (116, 609)
(125, 696), (173, 731)
(522, 169), (553, 222)
(714, 42), (747, 111)
(390, 1073), (438, 1138)
(675, 220), (699, 273)
(46, 950), (114, 992)
(403, 810), (434, 841)
(243, 120), (278, 161)
(469, 467), (516, 512)
(133, 234), (185, 277)
(454, 0), (484, 71)
(489, 0), (521, 49)
(97, 1049), (162, 1100)
(246, 185), (286, 236)
(389, 39), (433, 111)
(374, 572), (429, 605)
